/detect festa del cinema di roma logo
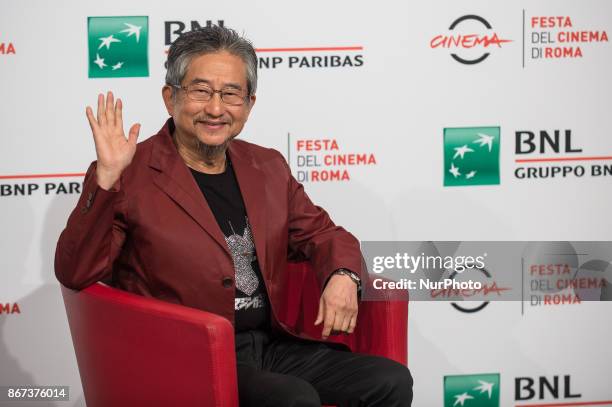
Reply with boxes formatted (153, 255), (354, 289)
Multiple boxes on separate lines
(443, 127), (501, 187)
(88, 16), (149, 78)
(431, 15), (512, 64)
(444, 373), (500, 407)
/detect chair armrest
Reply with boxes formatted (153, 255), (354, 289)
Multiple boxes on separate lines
(61, 283), (238, 407)
(283, 264), (408, 366)
(350, 299), (408, 365)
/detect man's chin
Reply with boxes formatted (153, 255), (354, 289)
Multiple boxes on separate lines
(194, 133), (237, 161)
(196, 133), (232, 147)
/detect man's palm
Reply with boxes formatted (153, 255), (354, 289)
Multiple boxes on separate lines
(86, 91), (140, 190)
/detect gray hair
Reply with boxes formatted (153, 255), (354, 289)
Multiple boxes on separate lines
(165, 25), (258, 96)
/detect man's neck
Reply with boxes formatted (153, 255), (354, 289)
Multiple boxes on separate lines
(172, 128), (228, 174)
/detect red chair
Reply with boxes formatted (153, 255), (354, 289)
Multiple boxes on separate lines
(61, 263), (408, 407)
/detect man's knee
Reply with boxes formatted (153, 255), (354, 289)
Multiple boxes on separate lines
(391, 365), (414, 403)
(371, 361), (414, 405)
(272, 378), (321, 407)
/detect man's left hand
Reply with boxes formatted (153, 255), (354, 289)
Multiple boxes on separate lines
(314, 273), (359, 339)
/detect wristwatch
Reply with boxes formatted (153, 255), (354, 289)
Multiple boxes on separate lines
(333, 268), (362, 291)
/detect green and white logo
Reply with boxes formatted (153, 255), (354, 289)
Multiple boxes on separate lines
(443, 127), (500, 186)
(88, 16), (149, 78)
(444, 373), (500, 407)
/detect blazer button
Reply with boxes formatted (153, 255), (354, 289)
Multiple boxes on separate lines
(222, 277), (233, 288)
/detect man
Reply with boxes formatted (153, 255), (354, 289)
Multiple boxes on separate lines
(55, 26), (413, 406)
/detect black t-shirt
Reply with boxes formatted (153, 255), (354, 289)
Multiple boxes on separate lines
(190, 161), (270, 333)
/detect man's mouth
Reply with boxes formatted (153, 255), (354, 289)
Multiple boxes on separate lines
(197, 120), (227, 130)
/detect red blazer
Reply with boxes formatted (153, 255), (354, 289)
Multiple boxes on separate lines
(55, 119), (363, 341)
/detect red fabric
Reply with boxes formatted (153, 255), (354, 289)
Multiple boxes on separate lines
(61, 263), (407, 407)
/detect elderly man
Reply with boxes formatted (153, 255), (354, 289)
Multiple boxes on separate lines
(55, 25), (413, 406)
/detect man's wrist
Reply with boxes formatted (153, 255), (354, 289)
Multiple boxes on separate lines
(95, 167), (122, 191)
(333, 268), (361, 291)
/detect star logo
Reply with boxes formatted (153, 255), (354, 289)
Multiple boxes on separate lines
(473, 380), (494, 398)
(454, 392), (474, 406)
(444, 373), (500, 407)
(453, 144), (474, 160)
(98, 34), (121, 50)
(474, 133), (494, 152)
(93, 53), (106, 69)
(88, 16), (149, 78)
(449, 163), (461, 178)
(119, 23), (142, 42)
(443, 127), (501, 187)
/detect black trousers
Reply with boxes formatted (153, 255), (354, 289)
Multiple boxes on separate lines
(235, 330), (413, 407)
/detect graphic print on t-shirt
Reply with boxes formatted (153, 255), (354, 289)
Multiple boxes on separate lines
(225, 219), (259, 296)
(235, 294), (266, 311)
(225, 219), (267, 314)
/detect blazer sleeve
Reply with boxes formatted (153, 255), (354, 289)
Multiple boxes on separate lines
(54, 161), (128, 290)
(282, 156), (364, 293)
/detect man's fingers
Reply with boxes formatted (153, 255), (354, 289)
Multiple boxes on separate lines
(340, 313), (351, 333)
(96, 93), (106, 126)
(106, 91), (115, 126)
(347, 314), (357, 334)
(314, 297), (324, 325)
(322, 308), (336, 339)
(333, 309), (348, 332)
(115, 98), (123, 126)
(85, 106), (99, 133)
(128, 123), (141, 145)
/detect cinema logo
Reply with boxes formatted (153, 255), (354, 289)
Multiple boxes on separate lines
(289, 136), (377, 182)
(0, 174), (84, 198)
(0, 302), (20, 315)
(515, 129), (612, 180)
(431, 268), (511, 314)
(430, 15), (512, 65)
(528, 15), (608, 61)
(0, 41), (16, 55)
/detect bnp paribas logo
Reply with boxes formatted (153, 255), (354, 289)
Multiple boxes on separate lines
(443, 127), (500, 187)
(87, 16), (149, 78)
(444, 373), (500, 407)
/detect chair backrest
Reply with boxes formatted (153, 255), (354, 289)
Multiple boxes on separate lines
(61, 283), (238, 407)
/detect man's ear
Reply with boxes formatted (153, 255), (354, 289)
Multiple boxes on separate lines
(246, 94), (256, 114)
(162, 85), (175, 116)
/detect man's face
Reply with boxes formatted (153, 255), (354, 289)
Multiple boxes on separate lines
(163, 51), (256, 147)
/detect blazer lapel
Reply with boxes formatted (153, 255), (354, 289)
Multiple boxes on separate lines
(228, 141), (268, 275)
(149, 121), (230, 256)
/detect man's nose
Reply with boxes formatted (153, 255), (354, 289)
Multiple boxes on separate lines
(204, 92), (224, 116)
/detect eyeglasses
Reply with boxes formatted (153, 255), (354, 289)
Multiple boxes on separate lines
(171, 83), (248, 106)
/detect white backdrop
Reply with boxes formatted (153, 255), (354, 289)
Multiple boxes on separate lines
(1, 0), (611, 405)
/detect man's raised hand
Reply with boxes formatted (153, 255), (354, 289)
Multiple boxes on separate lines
(85, 91), (140, 190)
